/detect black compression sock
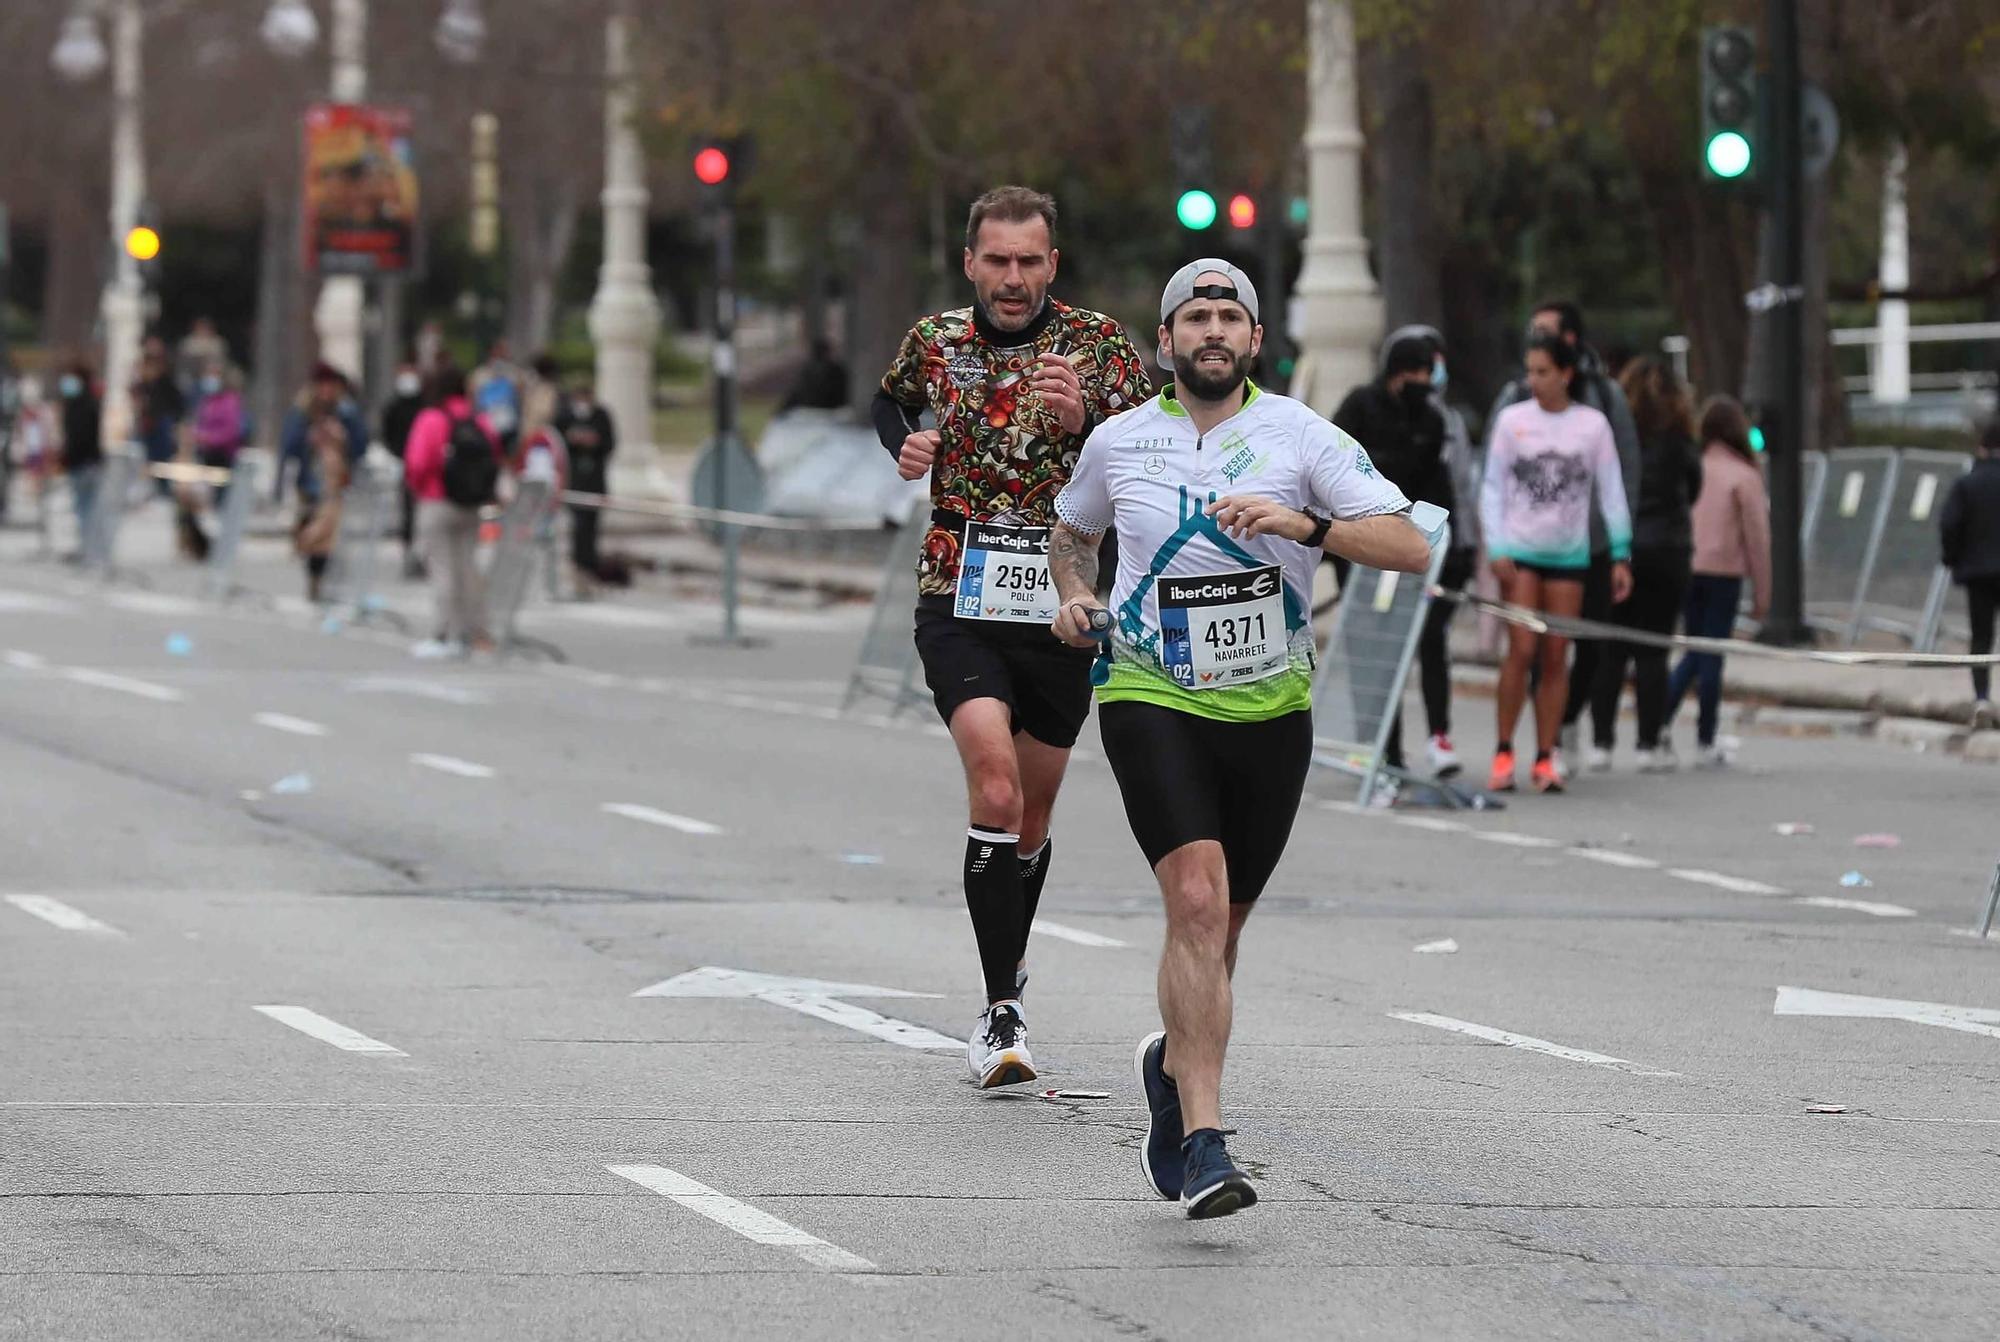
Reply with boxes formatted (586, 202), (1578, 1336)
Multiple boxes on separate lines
(964, 826), (1024, 1004)
(1017, 838), (1052, 963)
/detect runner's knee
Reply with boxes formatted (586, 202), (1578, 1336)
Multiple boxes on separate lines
(968, 768), (1024, 828)
(1161, 859), (1230, 948)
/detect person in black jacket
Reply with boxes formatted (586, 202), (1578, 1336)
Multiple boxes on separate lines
(57, 358), (104, 557)
(553, 375), (617, 581)
(1940, 416), (2000, 722)
(1332, 332), (1466, 780)
(381, 359), (429, 578)
(1588, 357), (1703, 769)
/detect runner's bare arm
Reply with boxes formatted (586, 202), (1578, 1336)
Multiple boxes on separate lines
(1324, 510), (1431, 573)
(1049, 523), (1107, 647)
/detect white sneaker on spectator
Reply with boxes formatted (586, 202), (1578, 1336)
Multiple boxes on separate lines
(1634, 745), (1678, 773)
(1585, 744), (1613, 772)
(410, 638), (458, 661)
(1426, 734), (1462, 779)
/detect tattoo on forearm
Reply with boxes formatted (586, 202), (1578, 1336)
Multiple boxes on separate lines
(1049, 524), (1100, 597)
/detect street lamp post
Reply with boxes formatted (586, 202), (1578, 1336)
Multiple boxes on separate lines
(312, 0), (369, 383)
(53, 1), (145, 446)
(588, 1), (662, 494)
(1289, 0), (1382, 417)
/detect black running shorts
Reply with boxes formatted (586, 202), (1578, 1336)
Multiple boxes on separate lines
(1097, 700), (1314, 904)
(913, 598), (1096, 748)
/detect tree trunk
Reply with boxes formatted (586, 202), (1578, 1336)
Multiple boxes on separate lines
(42, 188), (103, 357)
(251, 175), (292, 449)
(844, 108), (921, 411)
(1638, 163), (1756, 398)
(1361, 34), (1443, 333)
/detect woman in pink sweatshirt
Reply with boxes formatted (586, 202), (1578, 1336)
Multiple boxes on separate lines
(1662, 396), (1771, 765)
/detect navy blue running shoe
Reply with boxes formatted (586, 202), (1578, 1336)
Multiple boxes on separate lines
(1134, 1030), (1183, 1200)
(1180, 1128), (1257, 1219)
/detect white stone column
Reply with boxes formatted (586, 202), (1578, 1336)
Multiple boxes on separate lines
(313, 0), (368, 381)
(98, 0), (145, 447)
(1875, 141), (1910, 405)
(588, 3), (662, 494)
(1290, 0), (1382, 416)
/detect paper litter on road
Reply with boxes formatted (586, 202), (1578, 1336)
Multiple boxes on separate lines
(269, 773), (313, 795)
(1852, 833), (1901, 849)
(1805, 1104), (1847, 1114)
(1413, 938), (1459, 954)
(838, 853), (883, 865)
(1773, 823), (1815, 837)
(1037, 1090), (1110, 1101)
(1839, 871), (1873, 888)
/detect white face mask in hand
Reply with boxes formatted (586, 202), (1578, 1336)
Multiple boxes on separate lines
(396, 374), (422, 397)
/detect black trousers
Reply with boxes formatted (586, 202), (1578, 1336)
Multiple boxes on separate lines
(1385, 548), (1474, 769)
(1560, 552), (1615, 727)
(1969, 576), (2000, 702)
(570, 506), (602, 575)
(1590, 546), (1691, 749)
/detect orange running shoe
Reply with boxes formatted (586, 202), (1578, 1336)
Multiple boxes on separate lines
(1488, 748), (1517, 792)
(1531, 755), (1565, 793)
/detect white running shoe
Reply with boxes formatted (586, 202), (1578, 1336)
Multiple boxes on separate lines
(1696, 742), (1734, 770)
(967, 1001), (1035, 1089)
(1426, 734), (1462, 779)
(1367, 776), (1401, 810)
(410, 638), (459, 661)
(1634, 746), (1677, 773)
(1585, 744), (1613, 772)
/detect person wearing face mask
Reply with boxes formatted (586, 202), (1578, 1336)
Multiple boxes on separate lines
(55, 359), (104, 555)
(381, 359), (429, 578)
(553, 375), (617, 584)
(871, 185), (1152, 1092)
(1332, 333), (1466, 786)
(190, 361), (248, 505)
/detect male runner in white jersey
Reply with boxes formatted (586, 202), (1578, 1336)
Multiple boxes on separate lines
(873, 186), (1151, 1087)
(1047, 260), (1431, 1217)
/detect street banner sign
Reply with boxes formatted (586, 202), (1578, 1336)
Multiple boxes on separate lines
(302, 103), (419, 276)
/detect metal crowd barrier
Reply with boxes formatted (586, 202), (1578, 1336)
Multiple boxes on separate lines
(1310, 501), (1452, 808)
(840, 509), (929, 717)
(1806, 446), (1973, 650)
(488, 477), (565, 662)
(322, 461), (408, 631)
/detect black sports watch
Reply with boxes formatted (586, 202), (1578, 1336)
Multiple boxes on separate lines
(1301, 510), (1332, 550)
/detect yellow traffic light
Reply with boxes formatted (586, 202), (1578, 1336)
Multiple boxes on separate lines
(125, 225), (161, 262)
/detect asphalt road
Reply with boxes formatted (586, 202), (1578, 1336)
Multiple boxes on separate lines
(3, 519), (1998, 1341)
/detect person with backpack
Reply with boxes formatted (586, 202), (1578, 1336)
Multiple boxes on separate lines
(402, 364), (503, 658)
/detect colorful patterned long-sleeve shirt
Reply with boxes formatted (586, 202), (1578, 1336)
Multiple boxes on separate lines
(876, 300), (1151, 598)
(1479, 400), (1632, 569)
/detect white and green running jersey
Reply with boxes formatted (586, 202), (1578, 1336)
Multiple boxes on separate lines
(1055, 382), (1411, 723)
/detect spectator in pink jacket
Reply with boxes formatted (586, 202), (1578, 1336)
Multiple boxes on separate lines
(404, 364), (503, 658)
(1662, 395), (1771, 767)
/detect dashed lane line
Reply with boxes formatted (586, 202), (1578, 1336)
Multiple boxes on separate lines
(605, 1164), (875, 1273)
(602, 802), (725, 836)
(253, 712), (331, 738)
(1566, 847), (1661, 870)
(5, 894), (125, 936)
(252, 1006), (407, 1056)
(1470, 831), (1560, 849)
(410, 752), (497, 779)
(3, 649), (48, 670)
(1795, 895), (1917, 918)
(1388, 1011), (1681, 1078)
(1031, 920), (1129, 948)
(58, 667), (183, 702)
(1668, 868), (1789, 896)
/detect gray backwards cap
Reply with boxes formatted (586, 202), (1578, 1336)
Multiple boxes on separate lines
(1160, 258), (1260, 326)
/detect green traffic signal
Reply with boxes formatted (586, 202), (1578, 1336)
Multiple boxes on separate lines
(1176, 189), (1217, 231)
(1748, 424), (1766, 453)
(1705, 131), (1753, 180)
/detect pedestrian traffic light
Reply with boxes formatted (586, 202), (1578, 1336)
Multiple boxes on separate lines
(125, 225), (160, 263)
(1700, 26), (1759, 183)
(693, 145), (730, 186)
(1227, 194), (1257, 230)
(1175, 190), (1217, 231)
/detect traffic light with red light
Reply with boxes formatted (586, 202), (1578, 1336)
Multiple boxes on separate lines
(1226, 194), (1257, 229)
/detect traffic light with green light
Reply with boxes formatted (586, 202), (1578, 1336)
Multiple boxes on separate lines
(1175, 190), (1217, 231)
(1700, 26), (1759, 185)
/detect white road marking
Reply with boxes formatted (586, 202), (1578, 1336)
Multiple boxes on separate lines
(60, 667), (183, 702)
(1774, 985), (2000, 1040)
(1470, 831), (1559, 849)
(3, 649), (48, 670)
(1394, 816), (1471, 833)
(602, 802), (723, 835)
(635, 966), (959, 1051)
(1413, 938), (1459, 954)
(411, 752), (497, 779)
(345, 676), (492, 706)
(0, 592), (77, 614)
(5, 894), (124, 936)
(1032, 920), (1129, 948)
(1566, 847), (1661, 870)
(1389, 1011), (1681, 1077)
(1795, 895), (1916, 918)
(1668, 868), (1788, 896)
(253, 712), (330, 738)
(605, 1164), (875, 1272)
(252, 1005), (406, 1055)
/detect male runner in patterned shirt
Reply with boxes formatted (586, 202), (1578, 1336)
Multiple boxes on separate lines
(872, 185), (1151, 1088)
